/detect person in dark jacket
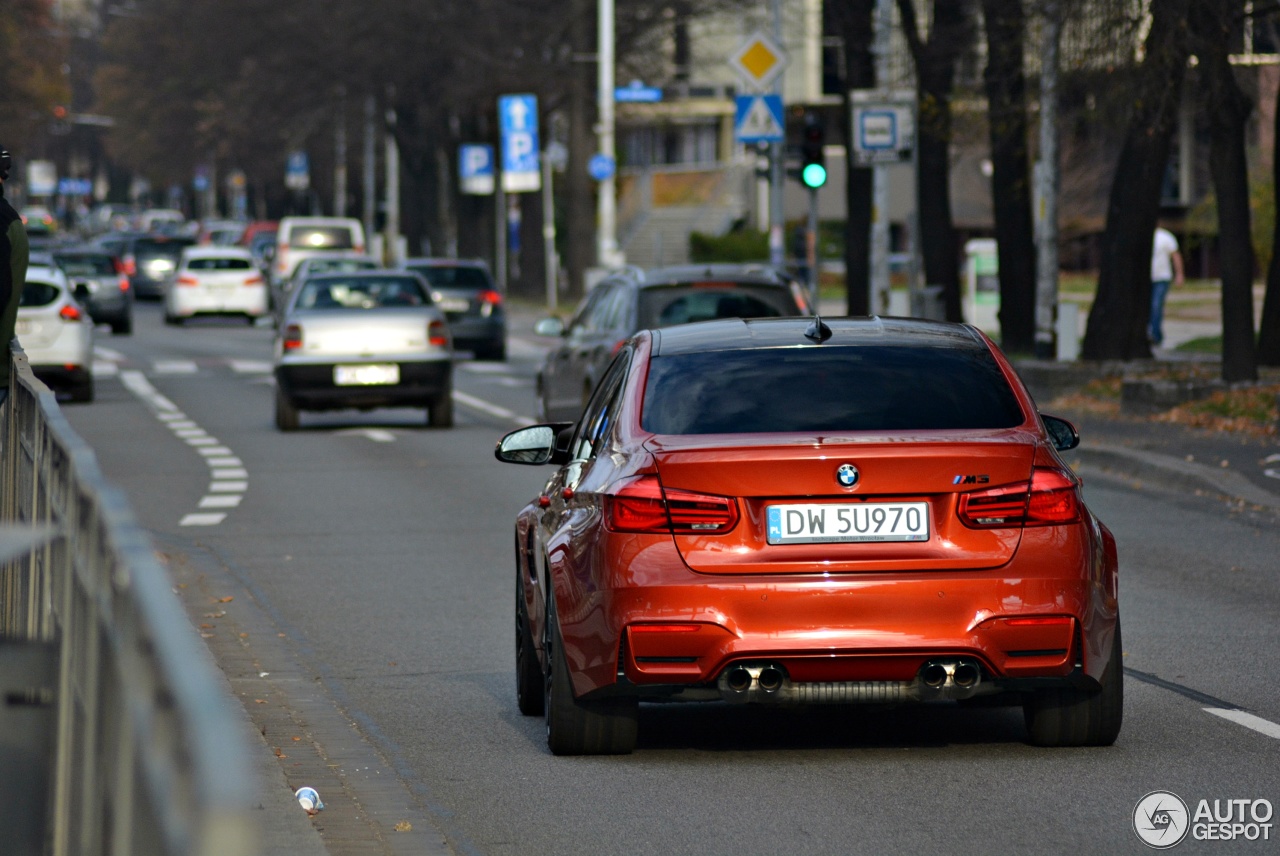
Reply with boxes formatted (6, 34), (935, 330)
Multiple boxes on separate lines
(0, 143), (30, 408)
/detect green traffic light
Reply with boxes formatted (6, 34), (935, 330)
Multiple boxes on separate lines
(801, 163), (827, 189)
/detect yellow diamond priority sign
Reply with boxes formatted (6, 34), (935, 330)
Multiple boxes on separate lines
(730, 31), (788, 92)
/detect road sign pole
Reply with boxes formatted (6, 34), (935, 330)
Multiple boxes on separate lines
(597, 0), (620, 268)
(768, 0), (785, 268)
(543, 151), (557, 310)
(807, 186), (819, 306)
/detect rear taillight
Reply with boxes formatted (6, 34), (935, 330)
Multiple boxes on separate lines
(604, 475), (739, 534)
(244, 274), (263, 286)
(118, 276), (130, 292)
(428, 319), (450, 347)
(282, 324), (303, 352)
(59, 304), (83, 322)
(478, 289), (502, 317)
(958, 468), (1080, 528)
(176, 275), (199, 287)
(122, 255), (137, 276)
(112, 257), (126, 275)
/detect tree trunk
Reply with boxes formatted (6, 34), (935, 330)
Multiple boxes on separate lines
(897, 0), (976, 323)
(1259, 69), (1280, 364)
(827, 0), (876, 316)
(1194, 0), (1257, 383)
(1081, 0), (1192, 361)
(981, 0), (1036, 355)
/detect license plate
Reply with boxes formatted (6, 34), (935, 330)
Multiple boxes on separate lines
(436, 297), (468, 313)
(766, 502), (930, 544)
(333, 364), (400, 386)
(15, 320), (33, 336)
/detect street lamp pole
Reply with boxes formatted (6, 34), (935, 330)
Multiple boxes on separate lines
(597, 0), (619, 268)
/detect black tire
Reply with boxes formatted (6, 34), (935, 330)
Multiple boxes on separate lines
(542, 595), (637, 756)
(112, 316), (132, 335)
(516, 569), (545, 716)
(164, 310), (183, 326)
(69, 376), (94, 404)
(1024, 621), (1124, 747)
(478, 341), (507, 362)
(275, 386), (300, 431)
(427, 389), (454, 428)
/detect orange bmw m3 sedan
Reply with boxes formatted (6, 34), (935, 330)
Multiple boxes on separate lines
(496, 316), (1122, 755)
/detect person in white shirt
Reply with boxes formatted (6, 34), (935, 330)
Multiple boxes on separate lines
(1149, 225), (1184, 346)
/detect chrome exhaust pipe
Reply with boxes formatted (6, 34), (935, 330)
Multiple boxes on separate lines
(723, 665), (753, 694)
(757, 665), (785, 694)
(921, 662), (949, 689)
(952, 661), (981, 689)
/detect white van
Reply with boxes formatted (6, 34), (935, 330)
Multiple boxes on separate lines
(273, 217), (367, 285)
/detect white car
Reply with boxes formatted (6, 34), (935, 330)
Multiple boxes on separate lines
(17, 262), (94, 402)
(272, 216), (366, 287)
(164, 246), (269, 325)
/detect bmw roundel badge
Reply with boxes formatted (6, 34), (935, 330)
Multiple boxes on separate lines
(836, 463), (860, 488)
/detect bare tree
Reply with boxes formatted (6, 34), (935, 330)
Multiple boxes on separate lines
(981, 0), (1036, 354)
(1192, 0), (1257, 382)
(1081, 0), (1192, 361)
(896, 0), (978, 322)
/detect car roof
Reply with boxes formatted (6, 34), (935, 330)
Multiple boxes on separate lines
(302, 269), (416, 281)
(614, 264), (795, 289)
(183, 246), (254, 258)
(402, 257), (489, 269)
(649, 316), (991, 356)
(24, 263), (69, 286)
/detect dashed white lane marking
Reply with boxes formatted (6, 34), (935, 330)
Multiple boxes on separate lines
(95, 346), (126, 361)
(153, 359), (199, 374)
(93, 361), (119, 377)
(229, 360), (273, 374)
(1264, 454), (1280, 481)
(1205, 708), (1280, 739)
(118, 370), (247, 528)
(452, 390), (532, 427)
(336, 428), (397, 443)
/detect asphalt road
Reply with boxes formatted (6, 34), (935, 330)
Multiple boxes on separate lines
(62, 303), (1280, 856)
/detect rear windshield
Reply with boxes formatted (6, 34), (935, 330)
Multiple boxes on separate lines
(288, 226), (355, 250)
(187, 257), (253, 271)
(304, 258), (377, 275)
(642, 345), (1025, 434)
(135, 238), (194, 260)
(20, 282), (61, 308)
(638, 283), (802, 329)
(295, 276), (428, 310)
(55, 255), (116, 276)
(407, 264), (492, 289)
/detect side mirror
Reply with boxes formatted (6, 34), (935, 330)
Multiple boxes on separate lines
(533, 316), (565, 337)
(495, 422), (574, 465)
(1041, 414), (1080, 452)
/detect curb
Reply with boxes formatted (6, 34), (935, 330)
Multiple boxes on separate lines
(1070, 443), (1280, 512)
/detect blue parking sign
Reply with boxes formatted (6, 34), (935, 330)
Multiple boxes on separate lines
(499, 94), (541, 193)
(459, 144), (495, 195)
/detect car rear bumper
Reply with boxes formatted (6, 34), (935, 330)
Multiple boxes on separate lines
(446, 316), (505, 348)
(171, 288), (269, 316)
(276, 358), (451, 409)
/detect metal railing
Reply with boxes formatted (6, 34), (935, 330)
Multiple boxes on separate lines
(0, 344), (257, 856)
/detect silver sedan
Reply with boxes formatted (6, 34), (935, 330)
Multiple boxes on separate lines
(272, 271), (454, 430)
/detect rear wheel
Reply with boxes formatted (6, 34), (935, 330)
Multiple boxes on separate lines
(543, 595), (637, 755)
(1023, 621), (1123, 747)
(515, 569), (545, 716)
(275, 387), (300, 431)
(477, 340), (507, 361)
(111, 316), (132, 335)
(427, 388), (454, 428)
(69, 375), (94, 403)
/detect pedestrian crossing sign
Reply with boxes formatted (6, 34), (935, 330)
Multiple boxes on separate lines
(734, 95), (784, 144)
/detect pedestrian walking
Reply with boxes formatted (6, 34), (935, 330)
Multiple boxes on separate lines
(1149, 223), (1184, 347)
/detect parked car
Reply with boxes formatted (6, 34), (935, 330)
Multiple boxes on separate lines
(51, 245), (134, 334)
(273, 271), (454, 430)
(534, 264), (811, 421)
(495, 316), (1123, 755)
(106, 233), (197, 299)
(274, 252), (379, 323)
(401, 257), (506, 361)
(17, 261), (94, 402)
(163, 246), (268, 325)
(272, 216), (365, 287)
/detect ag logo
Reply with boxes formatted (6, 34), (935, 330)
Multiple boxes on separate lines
(1134, 791), (1190, 849)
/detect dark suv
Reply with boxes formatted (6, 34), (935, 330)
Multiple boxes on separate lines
(401, 258), (506, 360)
(97, 233), (196, 299)
(534, 264), (811, 421)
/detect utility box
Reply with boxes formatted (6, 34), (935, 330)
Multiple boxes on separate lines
(963, 238), (1000, 335)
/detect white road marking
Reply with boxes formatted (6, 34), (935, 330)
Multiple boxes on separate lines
(1265, 469), (1280, 481)
(229, 360), (273, 374)
(196, 446), (234, 457)
(336, 428), (397, 443)
(211, 469), (248, 479)
(152, 359), (199, 374)
(1265, 454), (1280, 463)
(180, 513), (227, 527)
(208, 481), (248, 492)
(206, 457), (242, 468)
(460, 363), (512, 374)
(94, 346), (126, 361)
(1204, 708), (1280, 739)
(93, 361), (119, 376)
(186, 437), (219, 446)
(173, 428), (206, 438)
(199, 495), (242, 509)
(452, 390), (532, 426)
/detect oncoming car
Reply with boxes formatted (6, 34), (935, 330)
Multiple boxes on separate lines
(273, 271), (454, 430)
(496, 316), (1122, 755)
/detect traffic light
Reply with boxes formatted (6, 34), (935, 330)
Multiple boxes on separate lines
(800, 115), (826, 189)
